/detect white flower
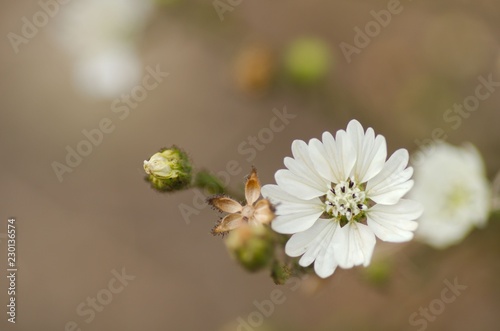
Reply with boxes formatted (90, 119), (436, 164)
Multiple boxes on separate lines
(261, 120), (422, 278)
(51, 0), (153, 99)
(53, 0), (153, 56)
(409, 142), (491, 249)
(73, 46), (142, 99)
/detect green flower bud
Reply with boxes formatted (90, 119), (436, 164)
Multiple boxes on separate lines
(271, 263), (291, 285)
(284, 37), (332, 86)
(143, 146), (192, 192)
(362, 260), (391, 287)
(225, 225), (273, 272)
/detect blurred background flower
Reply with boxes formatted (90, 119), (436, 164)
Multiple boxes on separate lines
(283, 37), (332, 86)
(410, 142), (491, 249)
(233, 44), (275, 96)
(51, 0), (154, 99)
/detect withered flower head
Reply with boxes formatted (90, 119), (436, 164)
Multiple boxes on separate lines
(208, 168), (275, 235)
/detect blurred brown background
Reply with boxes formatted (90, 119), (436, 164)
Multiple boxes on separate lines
(1, 0), (500, 330)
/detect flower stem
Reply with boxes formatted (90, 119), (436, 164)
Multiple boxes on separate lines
(193, 170), (225, 194)
(193, 169), (243, 200)
(269, 230), (311, 284)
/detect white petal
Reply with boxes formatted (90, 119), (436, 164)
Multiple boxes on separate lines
(286, 219), (340, 278)
(308, 138), (334, 182)
(346, 120), (366, 178)
(275, 169), (325, 200)
(261, 184), (303, 204)
(368, 199), (423, 221)
(262, 185), (324, 234)
(369, 178), (414, 205)
(367, 218), (416, 242)
(347, 120), (387, 183)
(284, 157), (329, 194)
(366, 199), (422, 242)
(290, 139), (310, 162)
(309, 131), (356, 184)
(346, 120), (364, 156)
(328, 130), (357, 182)
(274, 202), (323, 215)
(274, 139), (330, 200)
(261, 184), (324, 214)
(290, 140), (330, 188)
(366, 149), (414, 204)
(285, 219), (332, 258)
(360, 133), (387, 182)
(313, 225), (339, 278)
(333, 222), (376, 268)
(272, 211), (323, 234)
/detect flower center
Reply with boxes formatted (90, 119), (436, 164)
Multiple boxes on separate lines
(325, 178), (367, 221)
(241, 205), (255, 221)
(444, 184), (471, 210)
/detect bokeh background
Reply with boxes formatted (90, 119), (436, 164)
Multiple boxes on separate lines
(1, 0), (500, 330)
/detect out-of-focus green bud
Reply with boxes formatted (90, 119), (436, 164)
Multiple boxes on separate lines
(362, 260), (391, 287)
(271, 263), (291, 285)
(226, 225), (273, 272)
(143, 146), (192, 192)
(284, 37), (331, 86)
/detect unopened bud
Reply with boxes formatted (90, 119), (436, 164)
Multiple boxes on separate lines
(143, 146), (192, 192)
(271, 263), (291, 285)
(284, 37), (331, 86)
(362, 260), (391, 287)
(225, 225), (273, 272)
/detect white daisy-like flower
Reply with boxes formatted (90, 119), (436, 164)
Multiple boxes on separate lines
(261, 120), (423, 278)
(409, 142), (491, 249)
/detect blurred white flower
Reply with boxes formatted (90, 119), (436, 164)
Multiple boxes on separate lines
(73, 46), (142, 99)
(262, 120), (422, 278)
(54, 0), (153, 56)
(409, 142), (491, 249)
(52, 0), (153, 99)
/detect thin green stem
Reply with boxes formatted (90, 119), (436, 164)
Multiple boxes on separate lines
(193, 169), (242, 199)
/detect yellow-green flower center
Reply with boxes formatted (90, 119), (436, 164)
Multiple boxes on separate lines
(325, 178), (367, 222)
